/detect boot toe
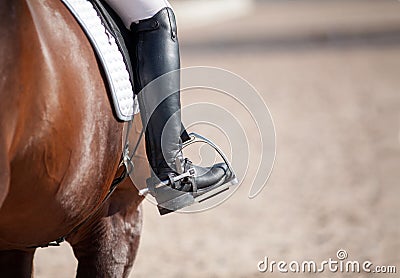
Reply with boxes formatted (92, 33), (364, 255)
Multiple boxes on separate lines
(192, 162), (232, 189)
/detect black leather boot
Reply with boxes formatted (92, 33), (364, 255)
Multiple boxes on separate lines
(130, 8), (236, 208)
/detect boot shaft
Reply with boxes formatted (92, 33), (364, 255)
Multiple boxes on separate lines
(129, 8), (183, 176)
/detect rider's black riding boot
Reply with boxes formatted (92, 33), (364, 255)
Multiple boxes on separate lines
(130, 8), (235, 206)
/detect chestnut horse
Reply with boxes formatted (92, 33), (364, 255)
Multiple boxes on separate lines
(0, 0), (149, 276)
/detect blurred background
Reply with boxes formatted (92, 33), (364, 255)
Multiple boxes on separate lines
(35, 0), (400, 277)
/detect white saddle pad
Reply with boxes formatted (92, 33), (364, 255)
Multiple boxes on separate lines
(61, 0), (139, 121)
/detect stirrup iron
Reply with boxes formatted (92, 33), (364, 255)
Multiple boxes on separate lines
(141, 133), (239, 215)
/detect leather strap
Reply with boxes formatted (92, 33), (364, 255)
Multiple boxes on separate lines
(130, 18), (160, 33)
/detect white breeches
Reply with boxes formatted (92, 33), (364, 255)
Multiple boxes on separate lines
(104, 0), (172, 28)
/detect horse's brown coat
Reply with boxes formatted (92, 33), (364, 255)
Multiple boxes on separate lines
(0, 0), (147, 276)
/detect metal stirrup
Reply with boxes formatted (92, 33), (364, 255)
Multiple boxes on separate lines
(181, 132), (235, 177)
(138, 132), (234, 197)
